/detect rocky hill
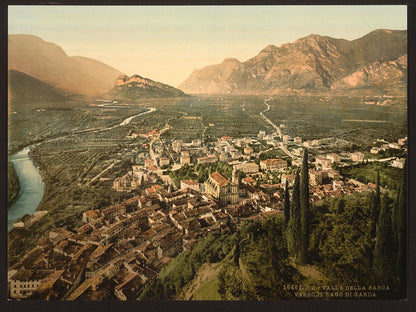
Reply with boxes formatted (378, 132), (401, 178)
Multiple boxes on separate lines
(105, 74), (187, 99)
(8, 34), (124, 95)
(178, 29), (407, 94)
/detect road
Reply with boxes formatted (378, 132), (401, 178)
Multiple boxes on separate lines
(259, 100), (294, 158)
(260, 101), (282, 139)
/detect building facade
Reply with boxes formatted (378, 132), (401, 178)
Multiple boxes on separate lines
(204, 171), (239, 206)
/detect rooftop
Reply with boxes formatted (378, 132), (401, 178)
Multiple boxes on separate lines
(181, 180), (199, 185)
(209, 171), (229, 187)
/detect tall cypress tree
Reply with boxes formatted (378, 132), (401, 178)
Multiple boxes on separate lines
(369, 191), (377, 239)
(287, 170), (301, 259)
(396, 159), (407, 296)
(336, 198), (345, 214)
(373, 193), (395, 283)
(299, 148), (310, 264)
(375, 170), (381, 218)
(284, 180), (290, 226)
(391, 185), (400, 265)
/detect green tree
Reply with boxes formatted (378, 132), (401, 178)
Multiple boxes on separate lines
(395, 159), (406, 295)
(287, 170), (301, 260)
(375, 169), (381, 219)
(336, 198), (345, 214)
(299, 148), (310, 264)
(369, 191), (377, 239)
(283, 180), (290, 226)
(373, 194), (395, 283)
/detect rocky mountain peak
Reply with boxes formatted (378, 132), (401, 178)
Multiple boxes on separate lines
(178, 29), (406, 94)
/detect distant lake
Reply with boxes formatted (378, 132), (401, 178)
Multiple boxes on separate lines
(8, 146), (44, 231)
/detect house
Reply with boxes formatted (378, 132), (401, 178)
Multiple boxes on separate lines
(398, 137), (407, 146)
(326, 153), (341, 163)
(197, 155), (218, 164)
(9, 269), (60, 299)
(180, 155), (191, 165)
(260, 159), (287, 171)
(113, 172), (135, 192)
(293, 137), (302, 143)
(309, 170), (329, 186)
(392, 158), (406, 169)
(144, 159), (155, 168)
(192, 139), (201, 146)
(234, 162), (259, 174)
(180, 180), (200, 192)
(350, 152), (365, 162)
(83, 210), (100, 223)
(156, 233), (183, 259)
(303, 141), (313, 147)
(242, 177), (257, 186)
(102, 205), (126, 219)
(389, 143), (401, 150)
(315, 155), (332, 169)
(370, 147), (382, 154)
(244, 147), (254, 155)
(159, 157), (169, 167)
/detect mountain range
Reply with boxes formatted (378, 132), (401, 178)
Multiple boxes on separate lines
(8, 34), (186, 99)
(178, 29), (407, 94)
(8, 30), (407, 99)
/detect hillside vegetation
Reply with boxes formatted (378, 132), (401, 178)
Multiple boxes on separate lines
(139, 187), (406, 300)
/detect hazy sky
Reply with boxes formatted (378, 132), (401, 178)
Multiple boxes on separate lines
(9, 5), (407, 87)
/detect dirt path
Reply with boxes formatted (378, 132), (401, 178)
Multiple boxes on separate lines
(181, 262), (221, 300)
(238, 258), (260, 300)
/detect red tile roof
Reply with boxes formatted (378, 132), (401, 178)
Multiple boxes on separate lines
(181, 180), (199, 185)
(210, 171), (229, 187)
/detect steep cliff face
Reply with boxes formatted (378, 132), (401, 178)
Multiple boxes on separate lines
(8, 34), (124, 95)
(106, 74), (187, 99)
(178, 29), (407, 94)
(333, 55), (407, 89)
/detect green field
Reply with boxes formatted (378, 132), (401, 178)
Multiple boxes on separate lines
(264, 95), (407, 146)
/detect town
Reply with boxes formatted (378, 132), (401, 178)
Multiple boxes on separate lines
(8, 104), (407, 300)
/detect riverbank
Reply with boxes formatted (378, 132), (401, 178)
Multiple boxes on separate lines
(8, 161), (20, 206)
(8, 146), (44, 231)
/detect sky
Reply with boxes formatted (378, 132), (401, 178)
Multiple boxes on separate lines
(8, 5), (407, 87)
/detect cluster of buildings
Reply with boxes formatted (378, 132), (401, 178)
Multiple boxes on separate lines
(8, 168), (282, 300)
(10, 120), (407, 300)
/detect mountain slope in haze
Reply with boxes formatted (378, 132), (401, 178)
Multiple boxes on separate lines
(8, 34), (124, 95)
(178, 29), (407, 94)
(105, 74), (187, 99)
(8, 70), (68, 106)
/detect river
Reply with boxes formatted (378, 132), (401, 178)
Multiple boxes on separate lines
(8, 146), (44, 231)
(8, 106), (156, 231)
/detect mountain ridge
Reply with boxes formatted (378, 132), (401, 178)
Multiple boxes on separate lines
(8, 34), (124, 96)
(178, 29), (407, 94)
(105, 74), (187, 99)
